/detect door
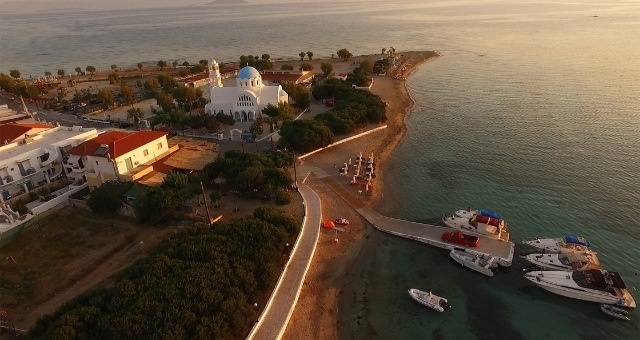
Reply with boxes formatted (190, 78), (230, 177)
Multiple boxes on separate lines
(125, 157), (133, 171)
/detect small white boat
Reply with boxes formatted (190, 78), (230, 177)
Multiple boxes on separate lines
(443, 215), (509, 241)
(453, 208), (502, 220)
(523, 251), (601, 272)
(599, 304), (631, 321)
(522, 235), (591, 254)
(450, 250), (497, 277)
(408, 288), (450, 312)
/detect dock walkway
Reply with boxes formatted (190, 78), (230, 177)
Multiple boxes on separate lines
(357, 208), (515, 266)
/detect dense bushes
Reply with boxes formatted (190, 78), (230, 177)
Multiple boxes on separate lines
(28, 207), (300, 340)
(278, 79), (386, 151)
(205, 150), (294, 200)
(87, 181), (133, 214)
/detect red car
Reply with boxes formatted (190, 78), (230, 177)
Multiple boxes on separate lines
(441, 230), (479, 247)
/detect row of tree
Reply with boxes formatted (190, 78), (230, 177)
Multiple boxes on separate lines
(277, 77), (386, 151)
(28, 206), (300, 340)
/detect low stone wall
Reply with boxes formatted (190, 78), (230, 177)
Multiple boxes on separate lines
(29, 183), (88, 215)
(298, 125), (387, 160)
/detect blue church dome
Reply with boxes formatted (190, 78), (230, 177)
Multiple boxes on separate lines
(238, 66), (261, 79)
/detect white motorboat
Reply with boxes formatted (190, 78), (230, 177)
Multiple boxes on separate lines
(523, 269), (636, 308)
(443, 215), (509, 241)
(522, 235), (591, 254)
(453, 208), (502, 220)
(450, 250), (497, 277)
(599, 304), (631, 321)
(408, 288), (450, 312)
(523, 251), (601, 271)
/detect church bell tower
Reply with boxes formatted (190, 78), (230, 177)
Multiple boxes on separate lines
(209, 59), (223, 87)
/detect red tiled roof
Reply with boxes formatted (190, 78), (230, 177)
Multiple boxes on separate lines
(68, 130), (167, 158)
(0, 123), (52, 144)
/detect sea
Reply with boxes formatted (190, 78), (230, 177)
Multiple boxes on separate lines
(2, 1), (639, 339)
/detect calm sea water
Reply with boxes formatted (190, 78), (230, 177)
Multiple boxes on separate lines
(2, 1), (639, 338)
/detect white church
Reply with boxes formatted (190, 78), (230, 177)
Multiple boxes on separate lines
(204, 60), (289, 122)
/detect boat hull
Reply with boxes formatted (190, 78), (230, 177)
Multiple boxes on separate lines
(524, 272), (636, 308)
(450, 250), (495, 277)
(408, 288), (448, 312)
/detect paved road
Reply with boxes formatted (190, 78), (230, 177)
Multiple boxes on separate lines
(247, 182), (322, 340)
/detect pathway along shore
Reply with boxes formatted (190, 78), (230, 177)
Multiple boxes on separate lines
(280, 51), (438, 340)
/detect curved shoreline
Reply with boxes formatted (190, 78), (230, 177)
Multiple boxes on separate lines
(282, 51), (438, 340)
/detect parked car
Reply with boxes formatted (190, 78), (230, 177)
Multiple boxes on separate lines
(441, 230), (479, 247)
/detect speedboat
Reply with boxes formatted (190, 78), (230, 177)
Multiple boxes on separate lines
(443, 214), (509, 241)
(522, 235), (590, 253)
(450, 250), (497, 277)
(600, 304), (631, 321)
(523, 269), (636, 308)
(408, 288), (450, 312)
(523, 251), (601, 271)
(453, 208), (501, 220)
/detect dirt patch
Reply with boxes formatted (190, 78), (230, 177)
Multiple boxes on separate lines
(0, 207), (174, 330)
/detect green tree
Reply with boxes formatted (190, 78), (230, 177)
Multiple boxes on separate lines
(298, 52), (306, 61)
(337, 48), (353, 61)
(249, 116), (264, 139)
(278, 119), (333, 152)
(280, 64), (294, 71)
(99, 88), (114, 109)
(44, 71), (52, 77)
(111, 64), (118, 71)
(57, 69), (65, 77)
(320, 62), (333, 77)
(155, 92), (175, 112)
(359, 60), (373, 75)
(86, 66), (96, 76)
(137, 63), (144, 71)
(299, 63), (313, 71)
(75, 67), (82, 75)
(162, 171), (189, 191)
(127, 107), (144, 128)
(157, 60), (167, 70)
(209, 190), (222, 208)
(306, 51), (313, 60)
(182, 61), (190, 67)
(87, 182), (133, 214)
(143, 78), (160, 95)
(261, 54), (270, 60)
(199, 59), (208, 67)
(215, 111), (235, 127)
(121, 84), (135, 107)
(9, 69), (20, 79)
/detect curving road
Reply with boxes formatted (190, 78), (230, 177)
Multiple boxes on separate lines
(247, 181), (322, 340)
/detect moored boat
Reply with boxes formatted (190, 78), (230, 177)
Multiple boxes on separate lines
(408, 288), (450, 312)
(450, 250), (497, 277)
(443, 213), (509, 242)
(522, 235), (591, 254)
(453, 208), (502, 220)
(523, 269), (636, 308)
(599, 304), (631, 321)
(523, 251), (601, 271)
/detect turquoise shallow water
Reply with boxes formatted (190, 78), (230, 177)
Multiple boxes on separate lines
(2, 1), (639, 338)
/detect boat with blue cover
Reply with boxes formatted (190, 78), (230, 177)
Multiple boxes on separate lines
(523, 235), (591, 253)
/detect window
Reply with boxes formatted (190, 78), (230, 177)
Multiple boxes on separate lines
(157, 143), (162, 149)
(143, 149), (149, 156)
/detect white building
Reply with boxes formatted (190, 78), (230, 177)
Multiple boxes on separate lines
(204, 60), (289, 122)
(0, 125), (99, 202)
(65, 130), (171, 190)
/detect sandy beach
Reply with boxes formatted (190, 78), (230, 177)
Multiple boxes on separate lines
(282, 51), (438, 340)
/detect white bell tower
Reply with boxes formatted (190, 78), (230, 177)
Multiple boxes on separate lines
(209, 59), (223, 87)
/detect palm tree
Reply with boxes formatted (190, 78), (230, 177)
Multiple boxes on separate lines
(299, 52), (306, 61)
(127, 107), (144, 129)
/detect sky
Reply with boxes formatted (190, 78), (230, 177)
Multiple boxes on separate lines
(0, 0), (321, 12)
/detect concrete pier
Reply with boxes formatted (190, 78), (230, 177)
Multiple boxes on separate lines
(357, 207), (515, 266)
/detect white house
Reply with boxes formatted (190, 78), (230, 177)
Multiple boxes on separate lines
(65, 130), (171, 190)
(0, 125), (99, 202)
(204, 60), (289, 122)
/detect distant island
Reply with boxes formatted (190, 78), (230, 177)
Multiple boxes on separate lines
(206, 0), (249, 4)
